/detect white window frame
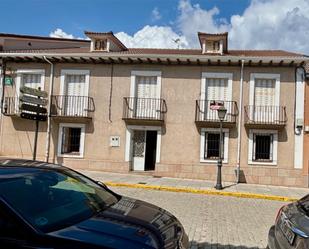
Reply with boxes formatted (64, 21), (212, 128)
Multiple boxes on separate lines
(60, 69), (90, 96)
(248, 129), (278, 166)
(16, 69), (45, 97)
(130, 70), (162, 98)
(200, 72), (233, 101)
(57, 123), (86, 158)
(249, 73), (280, 106)
(200, 128), (229, 164)
(125, 125), (161, 163)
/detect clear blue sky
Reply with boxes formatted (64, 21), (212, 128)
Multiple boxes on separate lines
(0, 0), (250, 37)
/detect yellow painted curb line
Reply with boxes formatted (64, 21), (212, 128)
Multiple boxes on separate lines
(104, 182), (299, 202)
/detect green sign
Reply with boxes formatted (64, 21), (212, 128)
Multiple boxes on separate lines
(4, 77), (13, 85)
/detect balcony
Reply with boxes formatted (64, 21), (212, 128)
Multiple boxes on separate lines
(195, 100), (238, 127)
(3, 97), (18, 116)
(123, 97), (167, 125)
(51, 95), (95, 119)
(244, 105), (287, 128)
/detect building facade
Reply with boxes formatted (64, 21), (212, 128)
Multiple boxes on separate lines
(0, 31), (308, 187)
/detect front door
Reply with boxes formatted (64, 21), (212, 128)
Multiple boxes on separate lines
(64, 74), (87, 116)
(132, 130), (146, 170)
(132, 130), (157, 171)
(135, 76), (158, 119)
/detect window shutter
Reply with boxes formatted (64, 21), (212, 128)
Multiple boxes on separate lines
(22, 73), (41, 89)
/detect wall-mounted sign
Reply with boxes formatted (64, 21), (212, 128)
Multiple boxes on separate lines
(4, 77), (13, 85)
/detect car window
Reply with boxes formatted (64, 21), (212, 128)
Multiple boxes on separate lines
(0, 168), (119, 233)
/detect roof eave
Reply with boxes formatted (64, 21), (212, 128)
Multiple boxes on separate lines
(0, 52), (307, 64)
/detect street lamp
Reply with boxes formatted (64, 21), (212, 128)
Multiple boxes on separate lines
(215, 105), (227, 190)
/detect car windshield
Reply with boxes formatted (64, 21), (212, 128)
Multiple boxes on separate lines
(0, 167), (119, 233)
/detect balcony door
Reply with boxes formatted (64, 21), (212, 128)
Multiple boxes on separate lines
(204, 78), (228, 121)
(64, 74), (87, 116)
(134, 76), (158, 119)
(253, 79), (275, 122)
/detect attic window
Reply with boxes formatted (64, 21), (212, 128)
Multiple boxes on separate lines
(94, 39), (107, 51)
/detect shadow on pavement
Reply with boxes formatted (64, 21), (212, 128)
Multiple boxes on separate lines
(190, 241), (266, 249)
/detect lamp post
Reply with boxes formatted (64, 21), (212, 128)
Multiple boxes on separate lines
(215, 105), (227, 190)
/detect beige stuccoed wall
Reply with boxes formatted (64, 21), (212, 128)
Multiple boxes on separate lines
(0, 62), (307, 187)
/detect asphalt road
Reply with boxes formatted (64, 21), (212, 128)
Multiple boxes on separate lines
(110, 186), (285, 249)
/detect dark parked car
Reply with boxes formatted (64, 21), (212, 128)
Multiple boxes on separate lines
(0, 159), (188, 249)
(268, 195), (309, 249)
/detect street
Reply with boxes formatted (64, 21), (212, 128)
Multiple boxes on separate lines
(110, 186), (284, 249)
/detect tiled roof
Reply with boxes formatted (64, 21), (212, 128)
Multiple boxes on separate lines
(1, 47), (305, 58)
(0, 33), (89, 43)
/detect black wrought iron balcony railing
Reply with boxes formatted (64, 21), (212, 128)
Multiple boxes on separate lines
(195, 100), (238, 124)
(123, 97), (167, 122)
(51, 95), (95, 118)
(244, 105), (287, 126)
(3, 97), (18, 116)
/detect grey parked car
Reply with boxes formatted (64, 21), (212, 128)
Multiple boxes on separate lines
(268, 195), (309, 249)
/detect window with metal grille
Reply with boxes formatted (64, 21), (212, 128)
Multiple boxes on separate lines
(253, 134), (273, 161)
(204, 132), (224, 160)
(61, 127), (82, 154)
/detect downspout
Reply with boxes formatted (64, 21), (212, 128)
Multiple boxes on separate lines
(236, 59), (245, 183)
(43, 56), (54, 162)
(0, 59), (6, 114)
(108, 63), (114, 122)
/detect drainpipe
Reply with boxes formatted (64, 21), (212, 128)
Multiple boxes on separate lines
(236, 59), (245, 183)
(0, 59), (6, 115)
(43, 56), (54, 162)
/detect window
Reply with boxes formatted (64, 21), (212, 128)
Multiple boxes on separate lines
(204, 133), (222, 159)
(16, 69), (45, 91)
(94, 39), (107, 50)
(248, 129), (278, 165)
(58, 123), (85, 158)
(200, 128), (229, 163)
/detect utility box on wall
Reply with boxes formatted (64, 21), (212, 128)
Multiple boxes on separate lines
(110, 136), (120, 147)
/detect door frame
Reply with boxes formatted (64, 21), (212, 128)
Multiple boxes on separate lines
(125, 125), (162, 168)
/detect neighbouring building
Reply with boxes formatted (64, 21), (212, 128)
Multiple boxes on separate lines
(0, 31), (308, 187)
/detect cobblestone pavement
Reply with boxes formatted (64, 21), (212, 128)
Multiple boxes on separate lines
(110, 186), (285, 249)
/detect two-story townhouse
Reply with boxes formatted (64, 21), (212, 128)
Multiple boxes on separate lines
(0, 31), (308, 187)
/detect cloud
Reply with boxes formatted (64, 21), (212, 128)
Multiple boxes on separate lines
(176, 0), (229, 47)
(151, 7), (161, 21)
(229, 0), (309, 54)
(115, 25), (189, 48)
(48, 0), (309, 54)
(49, 28), (76, 39)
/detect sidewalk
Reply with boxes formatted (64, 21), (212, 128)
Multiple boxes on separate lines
(80, 170), (309, 201)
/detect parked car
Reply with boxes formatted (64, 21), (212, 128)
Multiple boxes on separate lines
(268, 195), (309, 249)
(0, 159), (189, 249)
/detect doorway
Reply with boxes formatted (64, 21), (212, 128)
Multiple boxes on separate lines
(132, 130), (157, 171)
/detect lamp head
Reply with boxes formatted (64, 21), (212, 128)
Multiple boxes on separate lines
(217, 106), (227, 121)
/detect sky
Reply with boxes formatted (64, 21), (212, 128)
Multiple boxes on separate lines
(1, 0), (309, 54)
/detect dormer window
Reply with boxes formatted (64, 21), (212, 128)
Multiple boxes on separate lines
(198, 32), (228, 55)
(85, 31), (127, 53)
(94, 39), (107, 51)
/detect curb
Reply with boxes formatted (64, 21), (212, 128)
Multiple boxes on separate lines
(104, 182), (299, 202)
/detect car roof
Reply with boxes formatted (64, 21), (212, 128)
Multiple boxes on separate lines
(0, 158), (63, 170)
